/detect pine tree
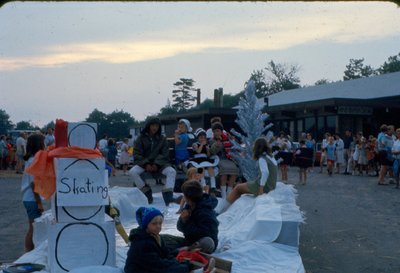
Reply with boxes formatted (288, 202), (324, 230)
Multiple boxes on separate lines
(171, 78), (196, 111)
(230, 80), (273, 182)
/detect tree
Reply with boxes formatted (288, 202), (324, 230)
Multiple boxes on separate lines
(343, 58), (376, 80)
(378, 52), (400, 74)
(41, 120), (55, 132)
(222, 93), (243, 108)
(230, 80), (273, 181)
(106, 110), (137, 140)
(264, 60), (301, 94)
(86, 108), (108, 138)
(86, 108), (137, 140)
(249, 69), (268, 98)
(197, 98), (214, 110)
(159, 99), (179, 115)
(171, 78), (197, 111)
(15, 120), (38, 131)
(314, 78), (331, 86)
(0, 109), (13, 134)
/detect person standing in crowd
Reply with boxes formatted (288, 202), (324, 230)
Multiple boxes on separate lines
(294, 140), (313, 185)
(21, 134), (45, 252)
(357, 136), (368, 175)
(334, 133), (345, 174)
(16, 132), (27, 174)
(392, 128), (400, 188)
(129, 117), (177, 206)
(277, 141), (291, 183)
(107, 138), (118, 176)
(305, 133), (315, 149)
(216, 137), (277, 214)
(6, 137), (14, 170)
(44, 127), (55, 148)
(119, 138), (131, 176)
(366, 135), (378, 176)
(377, 125), (394, 185)
(98, 134), (108, 158)
(305, 133), (316, 171)
(209, 121), (239, 199)
(319, 132), (330, 173)
(325, 136), (337, 176)
(342, 130), (353, 175)
(0, 135), (7, 170)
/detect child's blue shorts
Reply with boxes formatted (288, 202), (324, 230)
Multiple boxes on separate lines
(23, 201), (42, 220)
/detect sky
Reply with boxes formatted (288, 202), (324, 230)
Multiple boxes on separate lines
(0, 1), (399, 128)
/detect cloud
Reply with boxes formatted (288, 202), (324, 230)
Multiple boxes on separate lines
(0, 2), (399, 71)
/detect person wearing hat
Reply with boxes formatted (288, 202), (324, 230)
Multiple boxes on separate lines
(124, 207), (193, 273)
(174, 119), (192, 168)
(128, 117), (177, 206)
(187, 128), (219, 192)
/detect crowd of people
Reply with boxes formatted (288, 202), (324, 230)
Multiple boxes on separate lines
(0, 128), (55, 174)
(313, 125), (400, 188)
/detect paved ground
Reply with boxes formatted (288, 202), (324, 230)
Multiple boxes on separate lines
(1, 168), (399, 273)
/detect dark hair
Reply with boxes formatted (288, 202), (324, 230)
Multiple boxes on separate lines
(253, 137), (271, 160)
(181, 180), (203, 202)
(23, 134), (45, 161)
(299, 140), (306, 145)
(210, 116), (221, 124)
(211, 122), (223, 131)
(107, 138), (115, 146)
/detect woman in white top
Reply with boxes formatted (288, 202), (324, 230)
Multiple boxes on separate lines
(334, 133), (345, 173)
(215, 137), (278, 214)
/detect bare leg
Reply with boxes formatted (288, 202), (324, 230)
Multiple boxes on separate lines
(25, 220), (34, 252)
(379, 165), (387, 183)
(226, 183), (250, 204)
(303, 169), (307, 184)
(227, 175), (236, 195)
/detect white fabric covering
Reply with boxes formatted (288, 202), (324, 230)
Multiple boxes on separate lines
(7, 182), (304, 273)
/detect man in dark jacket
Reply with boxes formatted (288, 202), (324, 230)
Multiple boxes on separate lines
(129, 117), (176, 205)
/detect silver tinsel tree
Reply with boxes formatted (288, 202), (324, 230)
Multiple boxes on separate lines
(230, 80), (273, 182)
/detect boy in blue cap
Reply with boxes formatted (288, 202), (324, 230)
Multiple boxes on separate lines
(124, 207), (192, 273)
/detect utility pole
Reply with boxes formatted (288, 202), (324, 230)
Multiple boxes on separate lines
(196, 89), (201, 106)
(214, 88), (223, 108)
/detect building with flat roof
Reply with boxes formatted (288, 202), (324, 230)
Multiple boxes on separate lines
(264, 71), (400, 141)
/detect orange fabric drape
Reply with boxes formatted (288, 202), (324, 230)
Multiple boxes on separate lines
(26, 146), (102, 200)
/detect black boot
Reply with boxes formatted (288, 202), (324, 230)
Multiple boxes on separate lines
(162, 191), (173, 206)
(141, 185), (153, 204)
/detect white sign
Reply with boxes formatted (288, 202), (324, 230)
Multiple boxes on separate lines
(55, 158), (108, 206)
(68, 122), (98, 149)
